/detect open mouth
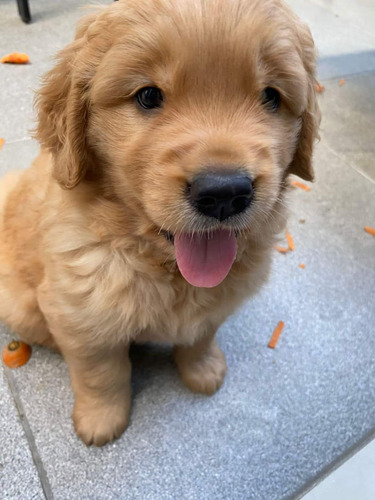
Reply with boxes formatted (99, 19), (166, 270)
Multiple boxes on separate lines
(162, 228), (237, 288)
(158, 170), (253, 288)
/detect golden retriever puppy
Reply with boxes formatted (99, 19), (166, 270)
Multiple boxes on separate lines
(0, 0), (319, 445)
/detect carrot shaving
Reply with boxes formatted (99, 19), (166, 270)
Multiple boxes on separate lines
(291, 180), (311, 191)
(275, 245), (289, 254)
(1, 52), (30, 64)
(286, 231), (295, 251)
(0, 138), (4, 151)
(299, 263), (306, 269)
(315, 82), (325, 94)
(364, 226), (375, 236)
(275, 229), (295, 253)
(268, 321), (285, 349)
(339, 78), (345, 87)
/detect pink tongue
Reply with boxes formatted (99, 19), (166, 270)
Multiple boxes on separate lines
(174, 229), (237, 288)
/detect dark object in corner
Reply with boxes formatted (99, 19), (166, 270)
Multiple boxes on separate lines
(17, 0), (31, 23)
(16, 0), (118, 24)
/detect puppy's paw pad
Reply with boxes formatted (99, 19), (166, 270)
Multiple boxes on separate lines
(176, 344), (227, 395)
(73, 402), (129, 446)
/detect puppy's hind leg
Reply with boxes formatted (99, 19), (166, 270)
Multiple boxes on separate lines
(0, 171), (22, 228)
(0, 271), (57, 350)
(0, 172), (57, 350)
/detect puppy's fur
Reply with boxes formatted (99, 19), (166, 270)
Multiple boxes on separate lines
(0, 0), (319, 445)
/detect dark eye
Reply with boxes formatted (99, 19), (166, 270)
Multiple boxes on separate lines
(136, 87), (163, 110)
(262, 87), (281, 111)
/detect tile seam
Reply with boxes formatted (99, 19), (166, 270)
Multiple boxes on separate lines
(4, 367), (54, 500)
(291, 428), (375, 500)
(320, 140), (375, 186)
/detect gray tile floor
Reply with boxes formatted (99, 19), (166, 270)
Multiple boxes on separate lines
(1, 1), (375, 499)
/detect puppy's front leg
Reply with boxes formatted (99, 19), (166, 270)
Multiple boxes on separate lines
(174, 328), (227, 395)
(62, 342), (131, 446)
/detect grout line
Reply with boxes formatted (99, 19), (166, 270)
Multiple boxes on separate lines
(4, 367), (54, 500)
(291, 427), (375, 500)
(354, 168), (375, 185)
(320, 140), (375, 186)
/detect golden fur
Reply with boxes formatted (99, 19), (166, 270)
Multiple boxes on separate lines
(0, 0), (319, 445)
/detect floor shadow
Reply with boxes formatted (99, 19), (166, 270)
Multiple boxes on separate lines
(129, 343), (176, 397)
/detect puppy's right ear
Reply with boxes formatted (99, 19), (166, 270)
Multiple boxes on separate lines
(286, 19), (321, 182)
(34, 13), (101, 189)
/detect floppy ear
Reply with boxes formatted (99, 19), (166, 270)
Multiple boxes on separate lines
(34, 13), (104, 189)
(287, 24), (321, 182)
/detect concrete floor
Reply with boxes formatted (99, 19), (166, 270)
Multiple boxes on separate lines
(1, 1), (375, 499)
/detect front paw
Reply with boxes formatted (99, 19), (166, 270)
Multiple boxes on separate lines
(174, 341), (227, 395)
(73, 396), (130, 446)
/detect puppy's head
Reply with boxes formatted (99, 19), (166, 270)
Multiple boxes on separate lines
(36, 0), (320, 288)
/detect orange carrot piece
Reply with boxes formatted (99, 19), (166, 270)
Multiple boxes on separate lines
(339, 78), (345, 87)
(364, 226), (375, 236)
(2, 340), (31, 368)
(286, 231), (295, 251)
(299, 219), (306, 224)
(1, 52), (30, 64)
(268, 321), (285, 349)
(0, 138), (4, 151)
(299, 263), (306, 269)
(291, 180), (311, 192)
(275, 245), (289, 254)
(315, 83), (325, 93)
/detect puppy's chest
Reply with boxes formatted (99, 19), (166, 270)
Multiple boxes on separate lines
(66, 246), (231, 344)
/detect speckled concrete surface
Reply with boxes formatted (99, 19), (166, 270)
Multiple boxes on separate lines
(1, 1), (375, 499)
(0, 363), (44, 500)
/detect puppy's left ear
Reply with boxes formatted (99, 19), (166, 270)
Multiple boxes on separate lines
(287, 24), (321, 182)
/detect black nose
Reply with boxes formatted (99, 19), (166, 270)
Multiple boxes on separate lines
(189, 172), (253, 221)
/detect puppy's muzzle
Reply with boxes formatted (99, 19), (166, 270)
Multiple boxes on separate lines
(188, 170), (253, 221)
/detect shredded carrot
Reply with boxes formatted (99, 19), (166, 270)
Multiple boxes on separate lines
(315, 82), (325, 94)
(1, 52), (30, 64)
(286, 231), (295, 251)
(268, 321), (285, 349)
(339, 78), (345, 87)
(291, 180), (311, 192)
(299, 219), (306, 224)
(299, 263), (306, 269)
(0, 138), (4, 151)
(364, 226), (375, 236)
(275, 245), (289, 254)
